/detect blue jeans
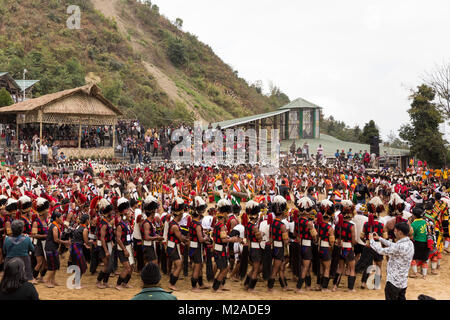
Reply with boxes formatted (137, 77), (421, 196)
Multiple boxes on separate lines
(41, 154), (48, 166)
(5, 135), (11, 147)
(122, 146), (127, 157)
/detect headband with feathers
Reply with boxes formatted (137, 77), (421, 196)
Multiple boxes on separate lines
(117, 197), (130, 212)
(245, 200), (260, 217)
(36, 197), (50, 212)
(143, 195), (159, 212)
(368, 196), (384, 214)
(5, 198), (18, 212)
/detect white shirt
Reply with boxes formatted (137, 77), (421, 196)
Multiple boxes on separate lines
(259, 220), (270, 243)
(352, 214), (368, 246)
(40, 144), (48, 155)
(179, 212), (190, 227)
(370, 237), (414, 289)
(202, 215), (213, 231)
(132, 208), (146, 240)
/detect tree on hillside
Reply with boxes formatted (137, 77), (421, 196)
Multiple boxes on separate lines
(0, 88), (14, 107)
(353, 125), (362, 141)
(251, 80), (263, 94)
(175, 18), (183, 29)
(386, 130), (409, 149)
(399, 84), (447, 168)
(167, 37), (187, 67)
(360, 120), (381, 144)
(423, 62), (450, 120)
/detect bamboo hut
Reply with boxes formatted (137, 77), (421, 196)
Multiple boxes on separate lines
(0, 83), (123, 159)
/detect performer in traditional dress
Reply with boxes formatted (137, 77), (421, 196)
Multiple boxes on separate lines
(69, 214), (90, 288)
(96, 198), (115, 289)
(267, 195), (289, 292)
(243, 200), (262, 292)
(360, 196), (386, 289)
(424, 200), (439, 275)
(167, 197), (187, 291)
(31, 197), (49, 283)
(332, 200), (357, 292)
(141, 195), (162, 265)
(384, 193), (410, 242)
(295, 196), (318, 292)
(410, 207), (430, 279)
(115, 198), (134, 290)
(212, 199), (241, 292)
(189, 196), (209, 292)
(316, 199), (335, 291)
(44, 210), (70, 288)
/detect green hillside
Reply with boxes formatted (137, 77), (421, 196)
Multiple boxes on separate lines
(0, 0), (289, 126)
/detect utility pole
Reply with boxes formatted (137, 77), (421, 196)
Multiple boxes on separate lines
(23, 68), (27, 101)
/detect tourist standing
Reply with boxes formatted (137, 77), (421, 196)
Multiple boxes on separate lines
(40, 140), (49, 166)
(369, 222), (414, 300)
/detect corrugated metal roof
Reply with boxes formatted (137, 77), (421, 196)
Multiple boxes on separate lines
(0, 72), (20, 90)
(209, 109), (289, 129)
(14, 79), (39, 91)
(280, 134), (409, 156)
(279, 97), (322, 110)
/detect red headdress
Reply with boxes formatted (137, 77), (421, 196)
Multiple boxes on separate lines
(241, 212), (249, 227)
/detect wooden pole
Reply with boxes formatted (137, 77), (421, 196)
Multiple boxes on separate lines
(78, 120), (82, 149)
(39, 110), (42, 163)
(112, 122), (116, 150)
(16, 114), (19, 148)
(38, 110), (42, 142)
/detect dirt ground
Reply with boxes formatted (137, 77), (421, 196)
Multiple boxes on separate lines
(31, 250), (450, 300)
(34, 202), (449, 301)
(27, 195), (448, 300)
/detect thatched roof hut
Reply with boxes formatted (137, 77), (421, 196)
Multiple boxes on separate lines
(0, 84), (124, 159)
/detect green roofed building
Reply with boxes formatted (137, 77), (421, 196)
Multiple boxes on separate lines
(209, 97), (322, 141)
(208, 97), (409, 158)
(0, 72), (39, 103)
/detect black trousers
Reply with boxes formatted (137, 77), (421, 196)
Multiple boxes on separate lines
(385, 281), (406, 300)
(90, 246), (100, 274)
(133, 239), (144, 272)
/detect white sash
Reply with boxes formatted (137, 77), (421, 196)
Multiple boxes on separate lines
(250, 242), (261, 249)
(273, 241), (283, 248)
(42, 240), (47, 260)
(320, 241), (330, 248)
(167, 240), (175, 249)
(342, 242), (352, 249)
(143, 240), (154, 247)
(302, 239), (312, 247)
(190, 241), (198, 249)
(126, 245), (134, 265)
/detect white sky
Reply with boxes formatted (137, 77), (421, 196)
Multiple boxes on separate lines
(152, 0), (450, 140)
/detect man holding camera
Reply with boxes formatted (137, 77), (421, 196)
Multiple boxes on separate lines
(369, 222), (414, 300)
